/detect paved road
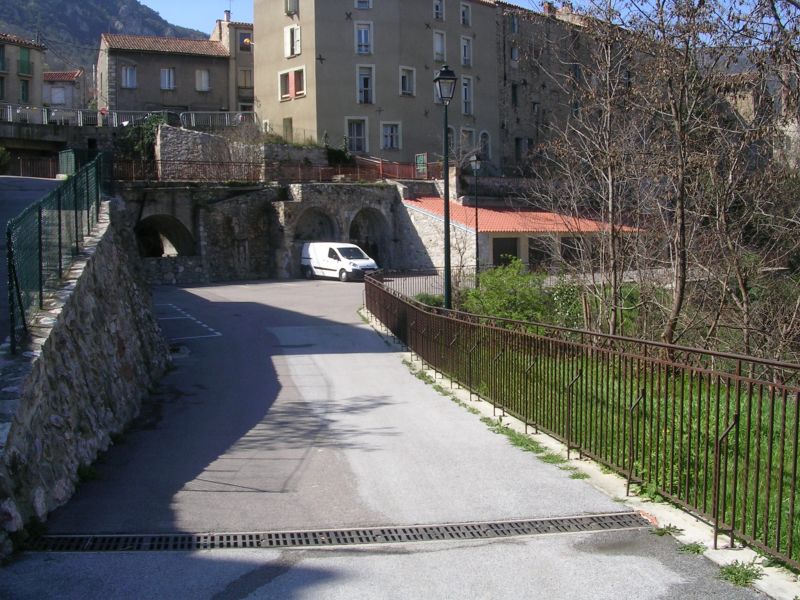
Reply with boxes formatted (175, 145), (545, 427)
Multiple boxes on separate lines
(0, 176), (61, 341)
(0, 280), (767, 599)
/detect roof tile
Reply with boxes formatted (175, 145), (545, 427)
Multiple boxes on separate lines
(101, 34), (229, 57)
(44, 70), (83, 82)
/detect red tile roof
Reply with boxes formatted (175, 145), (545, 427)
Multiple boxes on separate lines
(405, 197), (629, 234)
(44, 70), (83, 82)
(0, 32), (46, 50)
(101, 34), (229, 57)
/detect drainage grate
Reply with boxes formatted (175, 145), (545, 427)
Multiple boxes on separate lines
(29, 512), (649, 553)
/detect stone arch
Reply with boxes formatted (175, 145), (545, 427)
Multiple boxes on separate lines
(292, 207), (337, 241)
(134, 214), (196, 257)
(348, 207), (391, 267)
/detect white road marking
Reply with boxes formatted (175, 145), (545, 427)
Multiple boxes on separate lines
(155, 303), (222, 341)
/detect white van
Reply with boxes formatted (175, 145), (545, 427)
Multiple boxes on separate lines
(301, 242), (379, 281)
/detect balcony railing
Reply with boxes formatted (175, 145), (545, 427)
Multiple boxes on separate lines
(18, 60), (32, 76)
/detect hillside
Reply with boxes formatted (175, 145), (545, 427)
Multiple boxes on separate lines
(0, 0), (206, 73)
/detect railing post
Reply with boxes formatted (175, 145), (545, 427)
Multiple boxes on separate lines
(73, 175), (80, 254)
(57, 189), (62, 277)
(713, 412), (739, 550)
(566, 369), (582, 459)
(627, 388), (646, 496)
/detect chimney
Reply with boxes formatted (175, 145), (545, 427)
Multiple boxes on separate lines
(561, 1), (573, 12)
(224, 9), (231, 22)
(543, 2), (556, 15)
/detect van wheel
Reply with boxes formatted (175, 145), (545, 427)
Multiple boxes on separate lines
(339, 269), (349, 282)
(303, 266), (315, 280)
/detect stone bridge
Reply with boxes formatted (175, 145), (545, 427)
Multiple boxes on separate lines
(118, 180), (447, 284)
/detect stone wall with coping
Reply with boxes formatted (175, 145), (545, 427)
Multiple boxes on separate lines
(0, 201), (170, 556)
(142, 256), (209, 285)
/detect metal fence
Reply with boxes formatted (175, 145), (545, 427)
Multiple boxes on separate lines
(6, 156), (106, 353)
(365, 272), (800, 569)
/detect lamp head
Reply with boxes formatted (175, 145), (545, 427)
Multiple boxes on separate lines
(434, 65), (458, 106)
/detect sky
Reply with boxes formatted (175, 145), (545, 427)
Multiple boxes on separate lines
(138, 0), (254, 34)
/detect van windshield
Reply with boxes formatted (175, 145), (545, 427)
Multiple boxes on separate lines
(339, 247), (368, 260)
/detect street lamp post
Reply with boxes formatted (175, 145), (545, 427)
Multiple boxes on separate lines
(470, 153), (481, 288)
(434, 65), (458, 310)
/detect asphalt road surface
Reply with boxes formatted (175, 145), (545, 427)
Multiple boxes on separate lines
(0, 176), (61, 342)
(0, 280), (768, 599)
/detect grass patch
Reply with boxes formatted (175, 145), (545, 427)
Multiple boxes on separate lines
(651, 524), (683, 537)
(569, 471), (590, 480)
(559, 465), (578, 471)
(679, 542), (706, 554)
(600, 465), (614, 475)
(719, 561), (763, 587)
(540, 452), (568, 465)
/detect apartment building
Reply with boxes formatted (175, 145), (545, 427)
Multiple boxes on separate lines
(96, 12), (253, 114)
(0, 33), (45, 107)
(254, 0), (500, 165)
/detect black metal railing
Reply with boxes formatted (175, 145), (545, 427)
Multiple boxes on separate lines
(365, 272), (800, 569)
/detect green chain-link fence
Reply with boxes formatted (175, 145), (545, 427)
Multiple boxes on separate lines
(6, 155), (107, 353)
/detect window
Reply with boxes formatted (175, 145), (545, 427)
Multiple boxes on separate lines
(0, 45), (5, 71)
(510, 14), (519, 33)
(462, 76), (473, 115)
(511, 84), (518, 107)
(433, 31), (446, 62)
(51, 86), (65, 105)
(18, 47), (31, 75)
(510, 46), (519, 62)
(532, 100), (540, 121)
(357, 65), (374, 104)
(480, 131), (491, 159)
(461, 128), (475, 151)
(279, 67), (305, 100)
(121, 65), (137, 88)
(238, 68), (253, 88)
(0, 77), (4, 100)
(346, 118), (368, 153)
(433, 0), (444, 20)
(284, 25), (301, 57)
(239, 32), (253, 51)
(355, 0), (372, 7)
(399, 66), (415, 96)
(355, 22), (372, 54)
(160, 68), (176, 90)
(285, 0), (299, 15)
(382, 122), (401, 150)
(19, 78), (29, 103)
(461, 36), (472, 67)
(195, 69), (210, 91)
(461, 3), (471, 26)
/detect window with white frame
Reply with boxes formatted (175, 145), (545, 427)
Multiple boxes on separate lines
(284, 25), (301, 57)
(355, 0), (371, 7)
(195, 69), (210, 91)
(510, 45), (519, 62)
(278, 66), (306, 100)
(399, 66), (415, 96)
(382, 122), (401, 150)
(357, 65), (374, 104)
(461, 36), (472, 67)
(121, 65), (137, 88)
(433, 0), (444, 20)
(346, 118), (368, 152)
(355, 22), (373, 54)
(461, 3), (471, 26)
(160, 67), (176, 90)
(462, 76), (473, 115)
(285, 0), (299, 15)
(433, 30), (445, 62)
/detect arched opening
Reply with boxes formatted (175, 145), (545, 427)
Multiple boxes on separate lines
(134, 215), (196, 257)
(479, 130), (491, 160)
(348, 208), (391, 267)
(293, 207), (337, 242)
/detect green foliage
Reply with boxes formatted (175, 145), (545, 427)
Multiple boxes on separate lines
(679, 542), (707, 554)
(326, 146), (355, 166)
(718, 561), (763, 587)
(0, 146), (10, 173)
(463, 258), (550, 322)
(651, 524), (683, 537)
(113, 114), (165, 160)
(415, 292), (445, 308)
(550, 278), (583, 329)
(569, 471), (590, 479)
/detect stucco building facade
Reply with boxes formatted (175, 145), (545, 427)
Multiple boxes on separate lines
(0, 33), (45, 107)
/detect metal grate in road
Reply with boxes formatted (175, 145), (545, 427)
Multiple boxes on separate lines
(29, 512), (649, 553)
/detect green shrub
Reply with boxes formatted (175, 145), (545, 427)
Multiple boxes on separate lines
(463, 258), (550, 322)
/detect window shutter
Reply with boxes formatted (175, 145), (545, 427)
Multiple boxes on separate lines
(284, 27), (292, 57)
(294, 26), (301, 55)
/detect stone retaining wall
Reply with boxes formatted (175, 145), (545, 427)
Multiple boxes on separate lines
(0, 202), (170, 556)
